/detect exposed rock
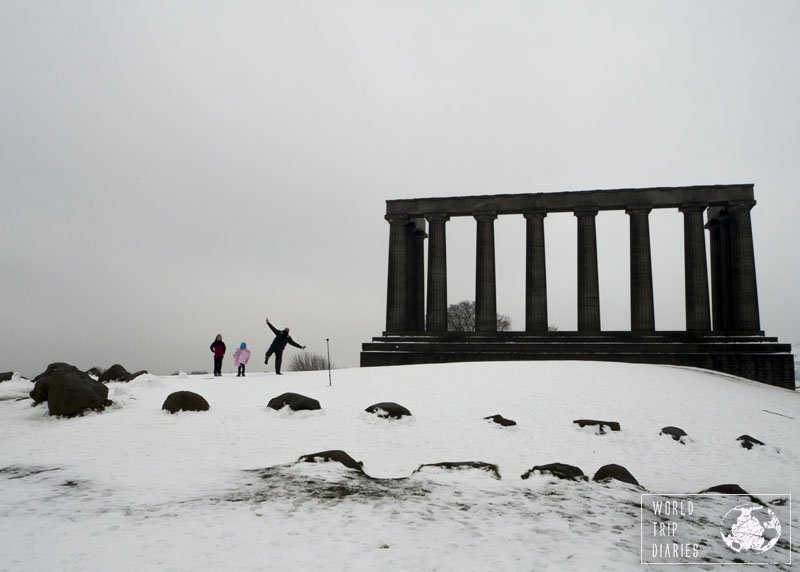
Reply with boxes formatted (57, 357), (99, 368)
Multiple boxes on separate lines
(298, 450), (364, 473)
(267, 392), (321, 412)
(99, 364), (131, 383)
(365, 402), (412, 419)
(737, 435), (765, 450)
(521, 462), (586, 481)
(484, 414), (517, 427)
(573, 419), (621, 434)
(699, 483), (749, 495)
(660, 426), (688, 442)
(415, 461), (501, 480)
(85, 367), (103, 378)
(127, 370), (148, 382)
(32, 362), (81, 383)
(593, 464), (640, 487)
(30, 363), (85, 404)
(162, 391), (210, 413)
(0, 372), (14, 382)
(47, 371), (111, 417)
(699, 483), (763, 504)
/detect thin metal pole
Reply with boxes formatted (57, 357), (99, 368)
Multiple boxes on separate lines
(326, 338), (332, 386)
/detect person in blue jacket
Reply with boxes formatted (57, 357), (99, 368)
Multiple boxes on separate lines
(264, 317), (305, 375)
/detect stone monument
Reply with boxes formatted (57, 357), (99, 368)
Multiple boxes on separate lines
(361, 185), (795, 389)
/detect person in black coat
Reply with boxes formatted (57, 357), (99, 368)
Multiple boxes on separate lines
(210, 334), (226, 377)
(264, 317), (305, 375)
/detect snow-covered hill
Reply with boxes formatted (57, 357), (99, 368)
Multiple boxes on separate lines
(1, 362), (797, 571)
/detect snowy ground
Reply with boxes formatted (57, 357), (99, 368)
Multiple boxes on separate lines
(0, 361), (797, 571)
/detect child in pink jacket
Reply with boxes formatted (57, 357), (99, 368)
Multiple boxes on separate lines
(233, 342), (251, 377)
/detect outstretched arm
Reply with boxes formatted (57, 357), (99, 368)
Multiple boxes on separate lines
(266, 319), (281, 336)
(287, 336), (304, 349)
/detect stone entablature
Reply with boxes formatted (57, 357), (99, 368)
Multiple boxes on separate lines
(383, 185), (761, 336)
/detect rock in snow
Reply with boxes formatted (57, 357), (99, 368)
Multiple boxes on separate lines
(364, 401), (412, 419)
(737, 434), (765, 449)
(298, 450), (364, 473)
(162, 391), (210, 413)
(573, 419), (621, 433)
(593, 464), (640, 487)
(47, 370), (111, 417)
(484, 414), (517, 426)
(659, 426), (688, 442)
(267, 392), (321, 412)
(521, 462), (586, 481)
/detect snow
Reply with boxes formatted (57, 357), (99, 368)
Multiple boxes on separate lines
(0, 361), (797, 571)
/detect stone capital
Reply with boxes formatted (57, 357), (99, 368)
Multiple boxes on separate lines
(726, 200), (757, 212)
(573, 208), (598, 218)
(385, 214), (409, 224)
(625, 206), (652, 216)
(523, 209), (547, 220)
(425, 213), (450, 223)
(679, 203), (707, 214)
(474, 211), (497, 222)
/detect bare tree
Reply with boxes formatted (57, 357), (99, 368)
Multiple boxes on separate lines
(288, 352), (334, 372)
(447, 300), (511, 332)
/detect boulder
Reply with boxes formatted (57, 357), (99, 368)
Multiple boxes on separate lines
(267, 392), (321, 412)
(521, 462), (586, 481)
(737, 435), (765, 450)
(699, 483), (749, 495)
(700, 483), (763, 504)
(47, 371), (111, 417)
(0, 372), (14, 382)
(415, 461), (501, 480)
(99, 364), (131, 383)
(30, 363), (85, 404)
(593, 464), (640, 487)
(573, 419), (621, 434)
(660, 426), (688, 442)
(162, 391), (210, 413)
(297, 450), (364, 473)
(32, 362), (81, 383)
(365, 402), (412, 419)
(127, 370), (148, 382)
(484, 414), (517, 427)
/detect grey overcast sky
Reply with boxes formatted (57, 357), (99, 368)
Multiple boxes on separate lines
(2, 1), (799, 377)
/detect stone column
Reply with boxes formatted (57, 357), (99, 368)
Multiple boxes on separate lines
(728, 201), (760, 331)
(426, 214), (449, 332)
(575, 209), (601, 331)
(475, 211), (498, 332)
(626, 207), (655, 331)
(409, 220), (427, 332)
(706, 212), (732, 331)
(385, 215), (411, 333)
(680, 204), (711, 332)
(524, 210), (548, 331)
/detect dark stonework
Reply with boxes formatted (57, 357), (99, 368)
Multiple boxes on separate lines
(521, 463), (586, 481)
(414, 461), (501, 480)
(46, 370), (111, 417)
(267, 392), (321, 412)
(573, 419), (620, 433)
(660, 426), (688, 442)
(484, 414), (517, 427)
(593, 464), (640, 487)
(298, 450), (364, 473)
(162, 391), (210, 413)
(737, 434), (765, 450)
(367, 185), (795, 389)
(365, 402), (412, 419)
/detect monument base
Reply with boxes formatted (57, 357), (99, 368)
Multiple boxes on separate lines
(360, 331), (796, 390)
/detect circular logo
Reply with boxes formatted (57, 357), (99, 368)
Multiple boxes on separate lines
(719, 504), (781, 553)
